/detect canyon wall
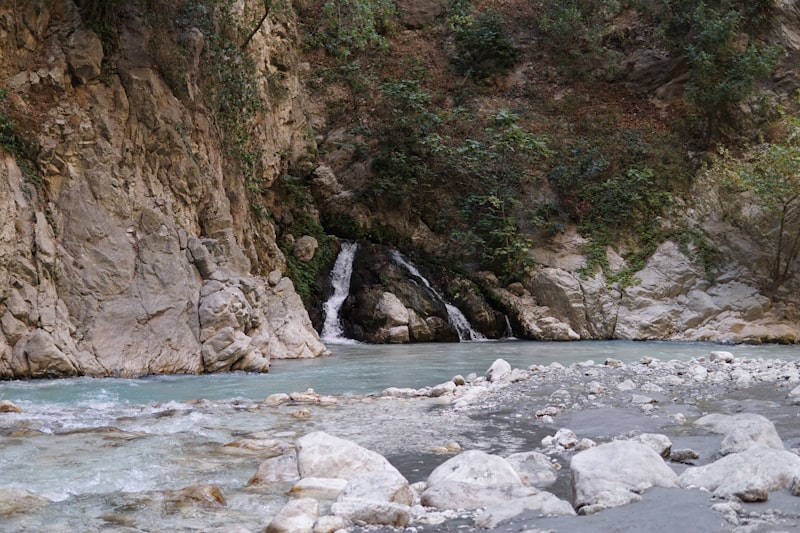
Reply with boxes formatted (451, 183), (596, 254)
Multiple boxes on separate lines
(0, 0), (326, 378)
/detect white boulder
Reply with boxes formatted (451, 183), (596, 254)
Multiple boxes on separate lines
(265, 498), (319, 533)
(679, 445), (800, 500)
(694, 413), (784, 455)
(296, 431), (401, 480)
(505, 451), (559, 487)
(570, 440), (680, 514)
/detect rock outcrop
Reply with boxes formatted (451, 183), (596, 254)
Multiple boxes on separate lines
(0, 1), (326, 377)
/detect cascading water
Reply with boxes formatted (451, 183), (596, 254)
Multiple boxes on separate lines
(390, 250), (486, 341)
(321, 241), (359, 344)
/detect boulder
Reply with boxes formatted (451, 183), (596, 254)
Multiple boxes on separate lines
(474, 492), (576, 528)
(629, 433), (673, 459)
(65, 27), (103, 84)
(693, 413), (784, 455)
(265, 498), (319, 533)
(163, 484), (226, 506)
(426, 449), (523, 489)
(0, 399), (22, 413)
(330, 500), (411, 527)
(248, 449), (299, 485)
(376, 292), (410, 327)
(679, 446), (800, 499)
(485, 359), (512, 383)
(0, 488), (50, 516)
(289, 478), (349, 500)
(293, 236), (319, 262)
(570, 440), (680, 514)
(505, 451), (559, 487)
(296, 431), (401, 480)
(421, 480), (539, 509)
(312, 515), (349, 533)
(337, 469), (413, 505)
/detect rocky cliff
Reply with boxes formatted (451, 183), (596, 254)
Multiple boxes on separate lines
(0, 0), (326, 378)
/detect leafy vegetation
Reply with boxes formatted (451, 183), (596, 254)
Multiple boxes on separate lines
(712, 125), (800, 291)
(448, 0), (519, 79)
(534, 0), (623, 78)
(0, 89), (41, 187)
(275, 175), (338, 303)
(305, 0), (396, 59)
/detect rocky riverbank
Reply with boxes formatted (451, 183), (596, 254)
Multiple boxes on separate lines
(247, 351), (800, 532)
(1, 348), (799, 531)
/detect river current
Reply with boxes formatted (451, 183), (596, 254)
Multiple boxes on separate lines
(1, 341), (798, 531)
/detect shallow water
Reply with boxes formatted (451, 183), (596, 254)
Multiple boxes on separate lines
(0, 340), (798, 531)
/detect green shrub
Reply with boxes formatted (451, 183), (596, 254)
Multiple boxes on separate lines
(307, 0), (396, 59)
(535, 0), (622, 79)
(449, 8), (519, 79)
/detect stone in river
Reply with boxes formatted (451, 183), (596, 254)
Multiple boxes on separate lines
(296, 431), (402, 480)
(570, 440), (679, 514)
(265, 498), (319, 533)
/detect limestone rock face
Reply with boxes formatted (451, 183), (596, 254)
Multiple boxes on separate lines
(498, 240), (800, 343)
(0, 1), (326, 377)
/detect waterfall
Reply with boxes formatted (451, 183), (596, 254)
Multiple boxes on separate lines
(321, 241), (359, 344)
(390, 250), (486, 342)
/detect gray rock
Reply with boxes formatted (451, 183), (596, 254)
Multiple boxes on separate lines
(66, 27), (103, 84)
(505, 451), (559, 487)
(421, 480), (538, 510)
(290, 478), (349, 500)
(486, 358), (512, 382)
(248, 449), (299, 485)
(296, 431), (401, 480)
(474, 491), (576, 528)
(679, 446), (800, 498)
(630, 433), (673, 458)
(694, 413), (784, 455)
(426, 449), (523, 489)
(265, 498), (319, 533)
(570, 440), (680, 514)
(293, 236), (318, 262)
(330, 501), (411, 527)
(337, 469), (413, 505)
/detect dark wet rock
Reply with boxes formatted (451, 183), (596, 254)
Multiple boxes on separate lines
(669, 449), (700, 463)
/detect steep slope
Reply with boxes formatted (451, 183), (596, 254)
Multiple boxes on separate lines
(0, 0), (326, 378)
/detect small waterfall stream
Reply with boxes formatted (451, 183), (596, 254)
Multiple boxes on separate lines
(321, 241), (359, 344)
(390, 250), (486, 341)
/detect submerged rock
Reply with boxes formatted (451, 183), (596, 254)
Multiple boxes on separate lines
(0, 488), (50, 516)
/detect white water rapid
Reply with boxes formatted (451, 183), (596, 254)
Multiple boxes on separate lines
(321, 241), (359, 344)
(390, 250), (486, 341)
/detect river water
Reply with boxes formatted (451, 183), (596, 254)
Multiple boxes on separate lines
(1, 341), (798, 531)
